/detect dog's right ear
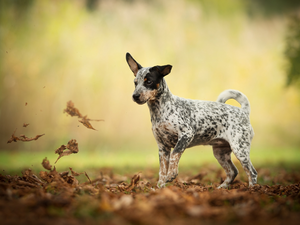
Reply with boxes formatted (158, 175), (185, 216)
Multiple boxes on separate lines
(126, 53), (142, 77)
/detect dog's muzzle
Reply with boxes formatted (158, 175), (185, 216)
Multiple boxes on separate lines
(132, 93), (145, 104)
(132, 93), (140, 101)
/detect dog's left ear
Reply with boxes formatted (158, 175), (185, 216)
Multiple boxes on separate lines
(126, 52), (142, 77)
(152, 65), (172, 77)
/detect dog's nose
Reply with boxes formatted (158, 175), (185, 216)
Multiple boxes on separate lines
(132, 93), (140, 101)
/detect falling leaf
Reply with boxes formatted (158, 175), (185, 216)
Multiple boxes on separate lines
(25, 102), (27, 106)
(55, 145), (67, 155)
(6, 130), (19, 143)
(42, 157), (52, 171)
(63, 100), (103, 130)
(7, 130), (45, 143)
(79, 116), (97, 130)
(54, 139), (79, 163)
(66, 139), (79, 153)
(55, 150), (72, 164)
(23, 123), (29, 127)
(63, 100), (82, 118)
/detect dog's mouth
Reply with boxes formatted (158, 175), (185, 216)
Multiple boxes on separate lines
(133, 90), (158, 105)
(133, 98), (147, 105)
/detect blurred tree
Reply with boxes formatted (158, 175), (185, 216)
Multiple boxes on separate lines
(245, 0), (300, 17)
(86, 0), (98, 11)
(285, 15), (300, 86)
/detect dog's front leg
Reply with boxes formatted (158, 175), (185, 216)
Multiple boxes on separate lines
(157, 146), (171, 188)
(166, 132), (194, 183)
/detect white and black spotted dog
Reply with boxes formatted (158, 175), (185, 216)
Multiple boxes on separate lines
(126, 53), (257, 189)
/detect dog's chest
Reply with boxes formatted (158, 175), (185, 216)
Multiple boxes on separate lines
(152, 120), (179, 149)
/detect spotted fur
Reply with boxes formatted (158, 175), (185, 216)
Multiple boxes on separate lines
(126, 53), (257, 189)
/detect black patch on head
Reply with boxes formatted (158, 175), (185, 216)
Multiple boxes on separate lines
(143, 65), (172, 90)
(144, 71), (162, 90)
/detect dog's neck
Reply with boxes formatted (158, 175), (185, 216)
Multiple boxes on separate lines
(147, 78), (172, 121)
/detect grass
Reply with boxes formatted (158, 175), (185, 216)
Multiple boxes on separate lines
(1, 146), (299, 175)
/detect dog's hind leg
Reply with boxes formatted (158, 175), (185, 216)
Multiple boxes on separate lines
(212, 142), (239, 189)
(232, 145), (257, 187)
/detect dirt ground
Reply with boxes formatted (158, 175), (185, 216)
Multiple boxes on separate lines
(0, 164), (300, 225)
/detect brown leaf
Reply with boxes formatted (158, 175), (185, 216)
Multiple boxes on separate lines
(23, 123), (29, 127)
(85, 172), (92, 184)
(55, 145), (67, 155)
(7, 130), (44, 143)
(63, 100), (82, 118)
(41, 157), (52, 170)
(69, 167), (83, 176)
(54, 139), (79, 163)
(79, 116), (97, 130)
(55, 150), (73, 164)
(66, 139), (79, 153)
(118, 173), (141, 191)
(64, 101), (103, 130)
(7, 130), (19, 143)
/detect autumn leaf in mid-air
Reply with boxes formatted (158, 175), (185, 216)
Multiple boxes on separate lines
(7, 129), (45, 143)
(63, 100), (103, 130)
(55, 139), (79, 163)
(63, 101), (82, 118)
(42, 157), (52, 171)
(23, 123), (29, 127)
(79, 115), (103, 130)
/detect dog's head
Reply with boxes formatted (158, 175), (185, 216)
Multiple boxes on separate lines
(126, 53), (172, 105)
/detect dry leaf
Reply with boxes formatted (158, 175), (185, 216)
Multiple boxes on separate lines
(79, 116), (96, 130)
(23, 123), (29, 127)
(55, 139), (79, 163)
(55, 150), (73, 164)
(7, 130), (45, 143)
(69, 167), (83, 176)
(41, 157), (52, 171)
(64, 100), (82, 118)
(118, 173), (141, 191)
(6, 130), (19, 143)
(85, 172), (92, 184)
(55, 145), (67, 155)
(66, 139), (79, 153)
(64, 101), (103, 130)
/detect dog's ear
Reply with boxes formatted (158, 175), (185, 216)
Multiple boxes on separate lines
(126, 53), (142, 76)
(151, 65), (172, 77)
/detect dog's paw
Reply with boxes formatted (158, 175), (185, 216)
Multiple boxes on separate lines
(157, 180), (166, 188)
(217, 183), (229, 189)
(166, 172), (178, 183)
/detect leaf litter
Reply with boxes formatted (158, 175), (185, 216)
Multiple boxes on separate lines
(1, 163), (300, 225)
(64, 100), (103, 130)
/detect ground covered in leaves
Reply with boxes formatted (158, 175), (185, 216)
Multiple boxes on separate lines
(1, 164), (300, 225)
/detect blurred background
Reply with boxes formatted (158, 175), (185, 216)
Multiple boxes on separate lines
(0, 0), (300, 171)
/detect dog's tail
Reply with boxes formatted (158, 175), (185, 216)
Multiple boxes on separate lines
(217, 89), (251, 115)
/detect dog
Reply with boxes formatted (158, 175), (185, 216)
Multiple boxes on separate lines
(126, 52), (257, 188)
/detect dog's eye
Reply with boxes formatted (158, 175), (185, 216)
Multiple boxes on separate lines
(145, 80), (153, 85)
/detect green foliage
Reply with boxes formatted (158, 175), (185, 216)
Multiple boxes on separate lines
(285, 15), (300, 86)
